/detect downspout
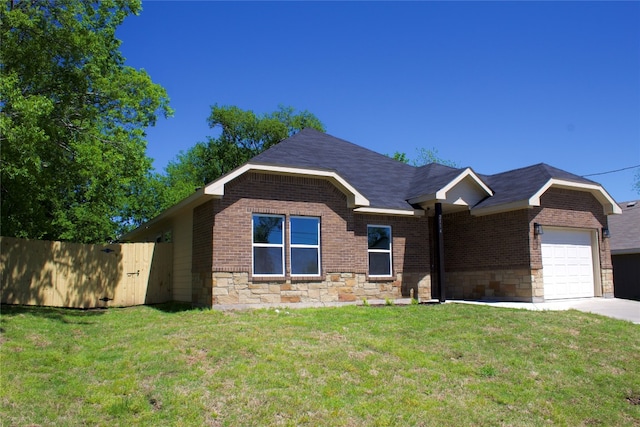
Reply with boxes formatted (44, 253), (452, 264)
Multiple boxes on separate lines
(434, 202), (446, 303)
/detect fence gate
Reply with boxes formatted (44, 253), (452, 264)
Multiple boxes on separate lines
(1, 237), (173, 308)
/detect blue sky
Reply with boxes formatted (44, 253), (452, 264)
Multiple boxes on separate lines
(117, 1), (640, 202)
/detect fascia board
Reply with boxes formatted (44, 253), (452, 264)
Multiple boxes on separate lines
(471, 200), (532, 216)
(204, 163), (370, 208)
(611, 248), (640, 255)
(438, 168), (493, 198)
(530, 179), (622, 215)
(408, 168), (493, 205)
(472, 178), (623, 217)
(407, 193), (438, 205)
(354, 207), (425, 217)
(119, 188), (210, 241)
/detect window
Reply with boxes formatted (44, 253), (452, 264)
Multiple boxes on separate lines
(253, 215), (284, 276)
(368, 225), (392, 276)
(290, 216), (320, 275)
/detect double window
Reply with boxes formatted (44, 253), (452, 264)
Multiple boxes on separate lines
(252, 214), (320, 276)
(368, 225), (392, 276)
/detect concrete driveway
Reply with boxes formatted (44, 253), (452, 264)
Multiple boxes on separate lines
(451, 298), (640, 324)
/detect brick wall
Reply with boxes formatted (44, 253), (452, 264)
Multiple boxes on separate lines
(529, 188), (610, 269)
(210, 173), (431, 276)
(443, 209), (531, 271)
(529, 188), (614, 298)
(190, 172), (432, 306)
(192, 200), (214, 273)
(441, 187), (614, 301)
(192, 200), (214, 305)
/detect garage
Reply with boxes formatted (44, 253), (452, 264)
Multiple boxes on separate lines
(541, 228), (596, 300)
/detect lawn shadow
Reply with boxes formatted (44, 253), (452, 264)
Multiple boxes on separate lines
(146, 302), (197, 313)
(0, 303), (106, 325)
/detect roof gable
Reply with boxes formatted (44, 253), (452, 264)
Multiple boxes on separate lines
(122, 130), (623, 241)
(407, 165), (493, 211)
(251, 128), (418, 211)
(471, 163), (620, 215)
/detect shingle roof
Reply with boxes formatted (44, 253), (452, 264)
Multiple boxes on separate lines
(609, 201), (640, 253)
(251, 128), (607, 212)
(474, 163), (599, 210)
(251, 128), (417, 209)
(407, 163), (464, 200)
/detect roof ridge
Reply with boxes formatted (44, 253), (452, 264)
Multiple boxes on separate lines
(486, 162), (546, 178)
(293, 128), (417, 169)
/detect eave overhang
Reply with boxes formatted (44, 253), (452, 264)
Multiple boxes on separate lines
(471, 178), (623, 216)
(119, 187), (214, 241)
(408, 168), (493, 210)
(354, 207), (425, 217)
(204, 162), (370, 208)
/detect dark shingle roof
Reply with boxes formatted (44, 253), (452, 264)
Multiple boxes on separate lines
(609, 201), (640, 253)
(252, 128), (417, 209)
(407, 163), (464, 200)
(474, 163), (599, 209)
(249, 129), (609, 212)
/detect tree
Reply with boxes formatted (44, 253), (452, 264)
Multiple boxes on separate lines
(634, 169), (640, 195)
(162, 105), (324, 207)
(389, 148), (458, 167)
(413, 147), (459, 168)
(390, 151), (409, 164)
(1, 0), (172, 243)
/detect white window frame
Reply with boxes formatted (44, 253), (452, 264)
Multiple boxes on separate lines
(367, 225), (392, 277)
(290, 216), (321, 277)
(252, 214), (285, 277)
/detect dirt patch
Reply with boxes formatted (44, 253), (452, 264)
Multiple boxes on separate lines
(626, 395), (640, 405)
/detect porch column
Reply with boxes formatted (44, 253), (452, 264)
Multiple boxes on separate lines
(434, 202), (446, 302)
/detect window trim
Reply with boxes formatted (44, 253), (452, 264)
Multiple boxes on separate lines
(367, 224), (393, 277)
(289, 216), (321, 277)
(252, 214), (285, 277)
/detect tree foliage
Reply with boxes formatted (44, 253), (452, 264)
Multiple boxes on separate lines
(161, 105), (325, 207)
(1, 0), (171, 243)
(390, 148), (458, 167)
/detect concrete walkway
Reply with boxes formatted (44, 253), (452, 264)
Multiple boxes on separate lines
(450, 298), (640, 324)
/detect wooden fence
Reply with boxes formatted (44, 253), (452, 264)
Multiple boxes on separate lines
(1, 236), (173, 308)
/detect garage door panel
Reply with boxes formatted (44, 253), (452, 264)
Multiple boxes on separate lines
(541, 229), (595, 300)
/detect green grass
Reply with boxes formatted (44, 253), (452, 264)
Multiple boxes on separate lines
(1, 303), (639, 426)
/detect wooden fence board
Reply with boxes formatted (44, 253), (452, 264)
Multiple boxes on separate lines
(1, 237), (173, 308)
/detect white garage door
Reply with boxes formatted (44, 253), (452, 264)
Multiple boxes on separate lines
(541, 229), (595, 300)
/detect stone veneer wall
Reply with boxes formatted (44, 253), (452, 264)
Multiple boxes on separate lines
(446, 268), (538, 302)
(195, 271), (430, 306)
(444, 261), (613, 302)
(600, 268), (614, 298)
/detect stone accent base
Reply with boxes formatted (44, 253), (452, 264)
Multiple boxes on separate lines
(601, 268), (614, 298)
(192, 272), (213, 307)
(446, 269), (535, 302)
(447, 267), (613, 302)
(196, 272), (431, 307)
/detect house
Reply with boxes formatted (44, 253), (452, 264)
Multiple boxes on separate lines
(122, 129), (621, 307)
(608, 200), (640, 301)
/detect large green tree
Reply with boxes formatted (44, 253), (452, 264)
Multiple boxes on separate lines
(1, 0), (171, 243)
(161, 105), (324, 207)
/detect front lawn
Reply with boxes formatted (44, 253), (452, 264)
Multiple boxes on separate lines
(1, 303), (639, 426)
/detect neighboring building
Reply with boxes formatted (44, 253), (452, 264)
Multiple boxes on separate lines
(608, 200), (640, 301)
(122, 129), (621, 307)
